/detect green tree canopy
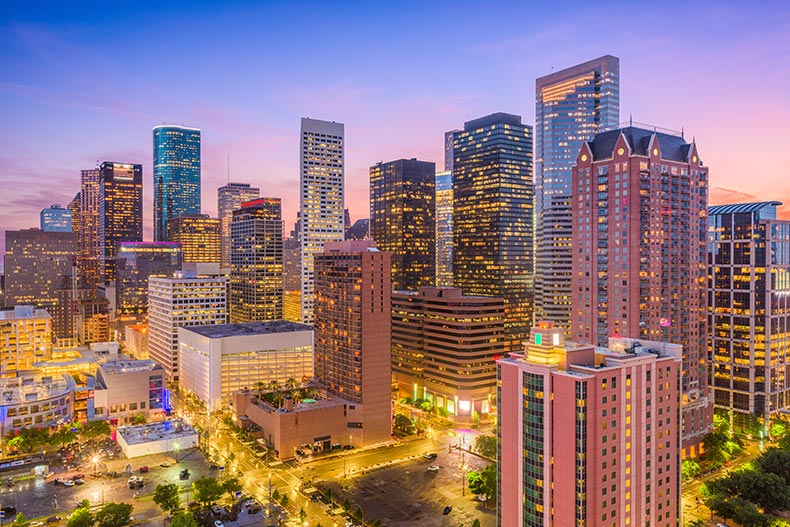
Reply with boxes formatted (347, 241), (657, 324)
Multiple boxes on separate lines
(12, 512), (29, 527)
(221, 477), (242, 501)
(681, 459), (701, 482)
(474, 435), (498, 459)
(756, 447), (790, 483)
(168, 511), (197, 527)
(703, 430), (742, 466)
(66, 507), (94, 527)
(153, 483), (181, 513)
(81, 421), (112, 440)
(94, 503), (133, 527)
(192, 477), (224, 506)
(393, 414), (412, 432)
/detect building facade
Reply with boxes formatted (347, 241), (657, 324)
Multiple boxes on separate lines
(498, 323), (681, 527)
(453, 113), (534, 351)
(79, 168), (102, 292)
(94, 359), (166, 424)
(300, 118), (345, 324)
(229, 198), (283, 323)
(0, 375), (74, 437)
(178, 321), (313, 411)
(99, 162), (143, 283)
(217, 182), (260, 268)
(435, 170), (453, 287)
(76, 297), (110, 344)
(68, 193), (81, 235)
(392, 287), (504, 419)
(572, 125), (711, 456)
(314, 240), (392, 446)
(115, 242), (183, 318)
(4, 228), (76, 310)
(40, 205), (73, 232)
(166, 214), (220, 264)
(534, 56), (620, 335)
(148, 272), (228, 380)
(370, 158), (436, 291)
(708, 201), (790, 431)
(0, 306), (53, 376)
(153, 125), (201, 242)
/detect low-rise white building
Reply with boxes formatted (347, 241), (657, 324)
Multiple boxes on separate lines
(93, 359), (166, 425)
(116, 419), (198, 458)
(178, 321), (313, 411)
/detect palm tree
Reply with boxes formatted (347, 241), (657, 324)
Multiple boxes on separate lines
(254, 381), (266, 398)
(285, 378), (297, 391)
(269, 379), (280, 393)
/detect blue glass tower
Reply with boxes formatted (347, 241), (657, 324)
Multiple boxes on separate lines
(40, 204), (73, 232)
(153, 125), (201, 242)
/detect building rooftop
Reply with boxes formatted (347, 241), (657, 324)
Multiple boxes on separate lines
(588, 126), (693, 162)
(100, 359), (162, 375)
(708, 201), (782, 216)
(184, 320), (312, 339)
(116, 419), (197, 445)
(0, 306), (51, 321)
(0, 375), (74, 406)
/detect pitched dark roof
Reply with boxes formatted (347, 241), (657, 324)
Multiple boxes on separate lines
(708, 201), (782, 216)
(588, 126), (692, 162)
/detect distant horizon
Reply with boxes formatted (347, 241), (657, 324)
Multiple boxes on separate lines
(2, 1), (789, 256)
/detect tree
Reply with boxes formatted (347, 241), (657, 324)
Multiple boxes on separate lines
(682, 459), (701, 482)
(12, 512), (29, 527)
(756, 447), (790, 483)
(470, 520), (481, 527)
(479, 463), (498, 503)
(467, 471), (485, 495)
(133, 414), (146, 425)
(703, 430), (742, 466)
(222, 477), (242, 502)
(50, 428), (77, 447)
(94, 503), (133, 527)
(81, 421), (112, 441)
(393, 414), (412, 432)
(280, 495), (289, 508)
(66, 507), (94, 527)
(192, 477), (224, 506)
(153, 483), (181, 514)
(474, 435), (498, 459)
(168, 511), (197, 527)
(284, 378), (297, 391)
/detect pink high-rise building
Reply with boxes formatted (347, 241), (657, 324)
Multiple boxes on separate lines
(498, 322), (681, 527)
(571, 125), (711, 456)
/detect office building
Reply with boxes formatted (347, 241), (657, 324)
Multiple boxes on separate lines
(218, 183), (260, 267)
(115, 242), (183, 317)
(99, 162), (143, 283)
(435, 170), (453, 287)
(229, 198), (283, 323)
(370, 158), (436, 291)
(283, 238), (301, 292)
(52, 276), (91, 341)
(444, 130), (459, 172)
(314, 240), (392, 445)
(40, 205), (73, 232)
(79, 168), (102, 291)
(346, 218), (369, 240)
(709, 201), (790, 431)
(76, 297), (110, 344)
(572, 125), (710, 456)
(166, 214), (220, 264)
(148, 271), (228, 380)
(93, 359), (166, 424)
(178, 321), (313, 411)
(300, 118), (345, 324)
(4, 228), (76, 311)
(453, 113), (534, 350)
(0, 374), (75, 436)
(125, 323), (149, 359)
(534, 56), (620, 336)
(68, 193), (81, 235)
(0, 306), (53, 376)
(498, 323), (681, 527)
(392, 287), (504, 419)
(153, 125), (201, 242)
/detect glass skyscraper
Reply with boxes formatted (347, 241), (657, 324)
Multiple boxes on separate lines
(217, 182), (260, 267)
(435, 170), (453, 287)
(709, 201), (790, 431)
(534, 56), (619, 334)
(99, 162), (143, 282)
(153, 125), (201, 242)
(452, 113), (534, 351)
(40, 205), (73, 232)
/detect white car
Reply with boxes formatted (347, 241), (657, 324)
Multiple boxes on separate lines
(214, 521), (224, 527)
(62, 480), (75, 487)
(427, 465), (440, 472)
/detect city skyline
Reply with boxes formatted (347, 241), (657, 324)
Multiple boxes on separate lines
(1, 2), (788, 254)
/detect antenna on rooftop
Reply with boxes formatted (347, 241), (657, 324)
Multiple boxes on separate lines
(681, 126), (685, 139)
(629, 114), (632, 126)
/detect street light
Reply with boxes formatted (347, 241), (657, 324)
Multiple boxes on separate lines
(92, 456), (99, 477)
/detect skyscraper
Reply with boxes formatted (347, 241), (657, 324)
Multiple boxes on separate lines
(229, 198), (283, 323)
(166, 214), (221, 264)
(153, 125), (201, 242)
(370, 158), (435, 291)
(4, 228), (76, 309)
(115, 242), (183, 318)
(314, 240), (392, 445)
(572, 125), (710, 456)
(452, 113), (534, 350)
(435, 170), (453, 287)
(0, 306), (53, 376)
(99, 162), (143, 283)
(444, 130), (459, 172)
(708, 201), (790, 431)
(218, 182), (260, 268)
(300, 118), (345, 324)
(498, 323), (681, 527)
(40, 205), (73, 232)
(148, 271), (228, 380)
(67, 193), (81, 235)
(392, 287), (504, 420)
(79, 168), (102, 291)
(534, 55), (620, 335)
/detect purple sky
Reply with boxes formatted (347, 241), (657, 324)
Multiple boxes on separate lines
(1, 1), (789, 255)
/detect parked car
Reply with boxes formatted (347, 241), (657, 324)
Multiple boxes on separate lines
(214, 522), (224, 527)
(422, 452), (437, 460)
(128, 476), (144, 489)
(42, 472), (55, 479)
(62, 480), (75, 487)
(427, 465), (440, 472)
(211, 506), (223, 516)
(343, 445), (354, 450)
(73, 478), (85, 485)
(71, 474), (85, 480)
(138, 466), (149, 473)
(160, 462), (172, 468)
(45, 516), (62, 524)
(442, 505), (452, 515)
